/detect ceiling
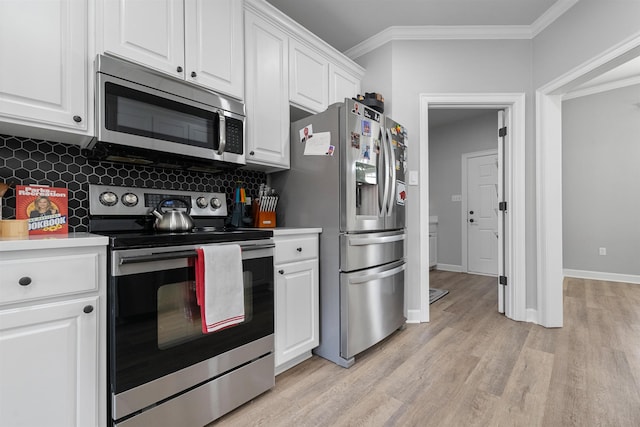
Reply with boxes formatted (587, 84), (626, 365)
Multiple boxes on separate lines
(265, 0), (562, 53)
(266, 0), (640, 96)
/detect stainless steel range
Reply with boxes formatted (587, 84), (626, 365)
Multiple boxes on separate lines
(88, 185), (275, 427)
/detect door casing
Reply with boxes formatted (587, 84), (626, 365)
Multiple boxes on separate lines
(419, 93), (526, 323)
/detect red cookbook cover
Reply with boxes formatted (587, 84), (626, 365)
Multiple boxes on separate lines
(16, 185), (69, 235)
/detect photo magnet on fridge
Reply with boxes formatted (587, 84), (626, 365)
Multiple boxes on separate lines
(351, 132), (360, 149)
(299, 124), (313, 143)
(396, 181), (406, 206)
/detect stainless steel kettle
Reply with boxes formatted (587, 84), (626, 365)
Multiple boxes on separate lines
(151, 198), (194, 232)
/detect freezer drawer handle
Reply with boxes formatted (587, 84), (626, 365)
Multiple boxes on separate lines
(348, 264), (406, 284)
(348, 234), (405, 246)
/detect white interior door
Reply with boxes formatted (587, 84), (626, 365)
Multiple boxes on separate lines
(497, 111), (506, 314)
(466, 151), (499, 276)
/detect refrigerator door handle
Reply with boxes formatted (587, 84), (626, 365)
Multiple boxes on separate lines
(348, 234), (405, 246)
(381, 130), (390, 218)
(376, 129), (386, 217)
(386, 129), (397, 217)
(348, 263), (406, 284)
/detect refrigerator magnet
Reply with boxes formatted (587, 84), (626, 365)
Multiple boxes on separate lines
(363, 145), (371, 160)
(396, 181), (406, 206)
(326, 145), (335, 156)
(351, 103), (362, 116)
(361, 120), (371, 136)
(351, 132), (360, 149)
(299, 125), (313, 143)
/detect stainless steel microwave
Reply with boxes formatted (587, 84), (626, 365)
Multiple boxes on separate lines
(85, 55), (245, 172)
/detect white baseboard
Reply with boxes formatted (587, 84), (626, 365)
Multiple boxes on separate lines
(435, 264), (463, 272)
(526, 308), (538, 324)
(406, 309), (422, 324)
(563, 269), (640, 285)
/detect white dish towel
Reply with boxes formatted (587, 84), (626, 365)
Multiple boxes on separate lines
(195, 244), (245, 333)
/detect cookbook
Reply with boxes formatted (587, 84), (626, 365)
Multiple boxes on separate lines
(16, 185), (69, 235)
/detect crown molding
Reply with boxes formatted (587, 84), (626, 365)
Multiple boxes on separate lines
(531, 0), (580, 37)
(345, 26), (532, 59)
(345, 0), (580, 60)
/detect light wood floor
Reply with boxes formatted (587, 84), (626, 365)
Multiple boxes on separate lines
(211, 271), (640, 426)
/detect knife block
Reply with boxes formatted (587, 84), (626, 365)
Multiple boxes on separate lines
(253, 200), (276, 228)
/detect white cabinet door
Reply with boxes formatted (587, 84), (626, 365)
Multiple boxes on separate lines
(103, 0), (185, 78)
(244, 10), (290, 170)
(0, 0), (89, 135)
(185, 0), (244, 99)
(0, 297), (99, 427)
(329, 63), (361, 105)
(289, 39), (328, 113)
(275, 259), (319, 368)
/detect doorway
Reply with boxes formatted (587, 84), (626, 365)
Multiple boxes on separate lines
(418, 93), (526, 324)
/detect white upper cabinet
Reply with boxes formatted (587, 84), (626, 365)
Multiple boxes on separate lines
(0, 0), (92, 145)
(289, 39), (329, 113)
(101, 0), (244, 99)
(244, 9), (290, 170)
(329, 63), (362, 105)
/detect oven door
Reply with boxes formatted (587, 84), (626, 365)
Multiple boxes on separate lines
(109, 241), (273, 420)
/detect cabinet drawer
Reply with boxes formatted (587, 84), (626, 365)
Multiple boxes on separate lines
(274, 235), (318, 264)
(0, 253), (99, 305)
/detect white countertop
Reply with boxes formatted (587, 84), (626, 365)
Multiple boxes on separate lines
(0, 232), (108, 251)
(272, 227), (322, 236)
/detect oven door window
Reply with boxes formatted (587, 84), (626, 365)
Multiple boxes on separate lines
(112, 258), (272, 394)
(157, 271), (254, 350)
(104, 82), (217, 149)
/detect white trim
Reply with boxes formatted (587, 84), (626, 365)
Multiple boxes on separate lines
(564, 269), (640, 285)
(530, 0), (580, 38)
(406, 310), (422, 324)
(345, 1), (578, 60)
(563, 75), (640, 100)
(526, 309), (539, 324)
(461, 149), (498, 274)
(436, 264), (463, 273)
(536, 31), (640, 329)
(419, 93), (527, 324)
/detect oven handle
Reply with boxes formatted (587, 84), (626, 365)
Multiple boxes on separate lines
(118, 243), (275, 265)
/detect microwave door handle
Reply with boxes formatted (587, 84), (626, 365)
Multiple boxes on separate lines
(217, 110), (226, 155)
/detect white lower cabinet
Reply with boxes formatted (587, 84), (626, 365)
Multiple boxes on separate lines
(0, 237), (107, 427)
(274, 231), (320, 374)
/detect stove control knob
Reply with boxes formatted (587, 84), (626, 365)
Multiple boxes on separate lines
(99, 191), (118, 206)
(210, 198), (222, 210)
(121, 193), (139, 207)
(196, 196), (208, 209)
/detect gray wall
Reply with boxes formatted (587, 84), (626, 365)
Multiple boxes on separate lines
(429, 110), (498, 268)
(562, 84), (640, 275)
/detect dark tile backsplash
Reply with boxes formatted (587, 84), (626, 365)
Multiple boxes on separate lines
(0, 134), (266, 232)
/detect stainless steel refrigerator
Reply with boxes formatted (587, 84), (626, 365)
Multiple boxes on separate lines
(271, 98), (408, 367)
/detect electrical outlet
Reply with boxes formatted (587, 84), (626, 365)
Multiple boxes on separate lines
(599, 247), (607, 256)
